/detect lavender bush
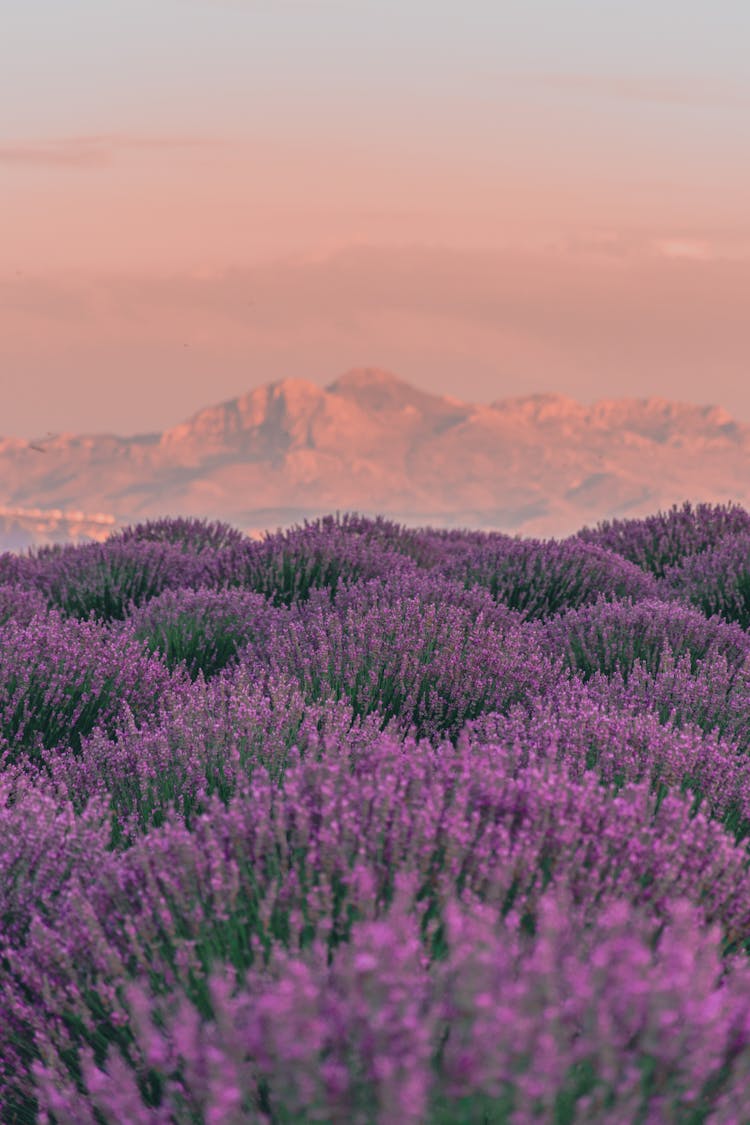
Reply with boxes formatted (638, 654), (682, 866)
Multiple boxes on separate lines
(263, 512), (447, 569)
(0, 582), (50, 627)
(28, 888), (750, 1123)
(663, 533), (750, 630)
(7, 738), (750, 1120)
(40, 669), (393, 847)
(109, 516), (247, 554)
(575, 501), (750, 579)
(2, 507), (750, 1122)
(587, 651), (750, 760)
(0, 550), (43, 589)
(209, 524), (420, 607)
(432, 535), (660, 620)
(23, 539), (219, 625)
(230, 580), (559, 742)
(464, 675), (750, 844)
(543, 596), (750, 682)
(0, 610), (184, 761)
(118, 586), (284, 681)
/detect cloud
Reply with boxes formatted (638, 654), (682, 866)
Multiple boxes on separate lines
(650, 236), (750, 262)
(0, 133), (226, 169)
(520, 71), (749, 108)
(653, 239), (715, 261)
(4, 237), (749, 334)
(0, 141), (107, 168)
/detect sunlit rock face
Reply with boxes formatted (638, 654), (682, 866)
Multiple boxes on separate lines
(2, 367), (749, 551)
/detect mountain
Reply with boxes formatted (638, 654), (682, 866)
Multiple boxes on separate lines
(1, 366), (749, 552)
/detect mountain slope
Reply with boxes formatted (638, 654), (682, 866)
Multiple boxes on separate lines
(1, 367), (749, 550)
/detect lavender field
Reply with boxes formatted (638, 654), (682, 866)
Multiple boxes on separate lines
(4, 503), (750, 1123)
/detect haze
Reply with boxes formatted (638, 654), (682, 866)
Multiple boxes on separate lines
(2, 0), (749, 440)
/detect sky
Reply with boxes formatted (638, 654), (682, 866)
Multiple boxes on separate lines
(2, 0), (749, 440)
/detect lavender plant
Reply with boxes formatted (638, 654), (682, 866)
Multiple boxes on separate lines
(0, 610), (183, 761)
(109, 516), (247, 554)
(664, 532), (750, 629)
(0, 581), (50, 627)
(433, 535), (660, 620)
(0, 549), (43, 588)
(25, 539), (219, 625)
(41, 669), (393, 847)
(230, 580), (559, 741)
(270, 512), (442, 566)
(3, 506), (750, 1123)
(575, 500), (750, 578)
(22, 859), (750, 1122)
(589, 651), (750, 758)
(118, 585), (284, 681)
(209, 524), (419, 607)
(7, 736), (750, 1119)
(543, 596), (750, 683)
(464, 674), (750, 843)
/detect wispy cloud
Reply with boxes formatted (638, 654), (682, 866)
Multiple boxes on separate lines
(650, 236), (750, 262)
(653, 239), (715, 261)
(0, 133), (226, 168)
(520, 71), (749, 108)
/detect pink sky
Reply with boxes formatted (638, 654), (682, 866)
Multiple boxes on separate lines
(2, 0), (749, 438)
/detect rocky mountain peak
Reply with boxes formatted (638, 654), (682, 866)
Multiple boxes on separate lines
(2, 368), (748, 551)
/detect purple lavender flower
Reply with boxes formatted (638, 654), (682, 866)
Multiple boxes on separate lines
(3, 506), (750, 1122)
(664, 532), (750, 629)
(575, 500), (750, 578)
(27, 539), (219, 624)
(109, 516), (246, 554)
(0, 609), (184, 760)
(432, 535), (660, 620)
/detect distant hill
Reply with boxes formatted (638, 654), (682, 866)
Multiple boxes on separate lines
(1, 367), (748, 552)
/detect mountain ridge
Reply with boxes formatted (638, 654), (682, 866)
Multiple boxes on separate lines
(2, 366), (748, 551)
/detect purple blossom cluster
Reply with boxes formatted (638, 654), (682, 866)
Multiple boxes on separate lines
(543, 596), (750, 682)
(208, 517), (421, 607)
(429, 534), (660, 620)
(0, 609), (184, 760)
(663, 533), (750, 630)
(22, 539), (218, 624)
(574, 500), (750, 579)
(2, 510), (750, 1121)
